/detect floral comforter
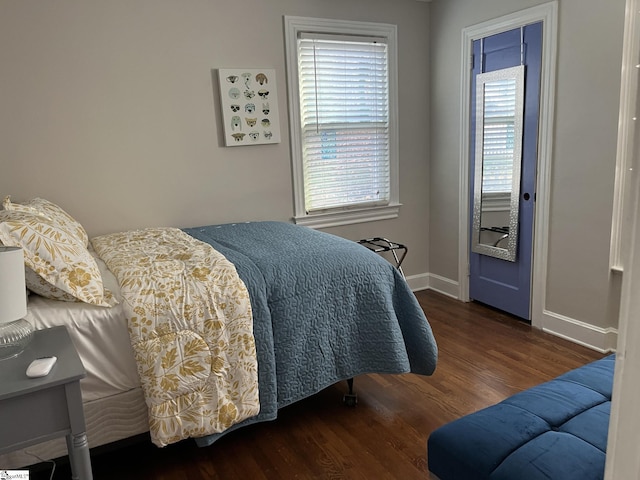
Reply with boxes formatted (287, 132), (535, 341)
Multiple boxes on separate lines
(91, 228), (259, 447)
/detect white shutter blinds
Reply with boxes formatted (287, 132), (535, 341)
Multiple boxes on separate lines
(297, 34), (390, 212)
(481, 77), (518, 193)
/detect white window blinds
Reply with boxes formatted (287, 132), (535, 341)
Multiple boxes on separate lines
(481, 77), (518, 194)
(297, 34), (390, 212)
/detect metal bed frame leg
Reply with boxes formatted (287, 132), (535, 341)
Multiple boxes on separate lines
(343, 378), (357, 407)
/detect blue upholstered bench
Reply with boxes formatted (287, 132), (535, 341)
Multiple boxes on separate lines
(427, 354), (615, 480)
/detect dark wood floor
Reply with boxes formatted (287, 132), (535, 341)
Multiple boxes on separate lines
(33, 290), (605, 479)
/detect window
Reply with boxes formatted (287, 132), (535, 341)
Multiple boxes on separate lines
(285, 17), (399, 228)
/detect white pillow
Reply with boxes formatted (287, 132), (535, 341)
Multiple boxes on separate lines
(0, 209), (113, 307)
(3, 196), (89, 247)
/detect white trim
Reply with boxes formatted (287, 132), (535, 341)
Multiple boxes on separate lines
(284, 16), (399, 229)
(610, 0), (640, 273)
(405, 272), (430, 292)
(406, 272), (460, 299)
(426, 273), (460, 299)
(402, 272), (459, 298)
(416, 269), (615, 353)
(294, 203), (401, 229)
(458, 2), (558, 332)
(540, 309), (618, 354)
(606, 0), (640, 476)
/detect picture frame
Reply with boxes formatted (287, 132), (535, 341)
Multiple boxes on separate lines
(218, 68), (281, 146)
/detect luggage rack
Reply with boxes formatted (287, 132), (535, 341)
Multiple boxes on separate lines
(357, 237), (407, 278)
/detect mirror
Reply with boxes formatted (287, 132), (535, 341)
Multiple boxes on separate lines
(472, 65), (525, 262)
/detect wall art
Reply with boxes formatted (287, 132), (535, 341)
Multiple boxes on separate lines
(218, 68), (281, 146)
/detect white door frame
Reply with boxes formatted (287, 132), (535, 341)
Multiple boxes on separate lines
(458, 1), (558, 330)
(605, 0), (640, 476)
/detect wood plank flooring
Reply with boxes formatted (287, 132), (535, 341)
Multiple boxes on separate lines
(32, 290), (606, 479)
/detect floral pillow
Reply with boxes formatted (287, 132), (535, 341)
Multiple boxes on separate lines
(2, 196), (89, 247)
(0, 209), (113, 307)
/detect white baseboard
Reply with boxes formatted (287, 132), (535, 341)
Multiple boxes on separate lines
(405, 272), (430, 291)
(407, 271), (617, 353)
(427, 273), (460, 298)
(406, 272), (459, 298)
(541, 309), (618, 354)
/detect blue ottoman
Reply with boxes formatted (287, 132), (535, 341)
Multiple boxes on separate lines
(427, 355), (614, 480)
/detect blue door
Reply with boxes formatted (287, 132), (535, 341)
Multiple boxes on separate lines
(469, 23), (542, 321)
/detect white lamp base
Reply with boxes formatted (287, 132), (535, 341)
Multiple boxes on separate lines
(0, 318), (34, 360)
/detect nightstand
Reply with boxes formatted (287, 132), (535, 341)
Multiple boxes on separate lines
(0, 325), (93, 480)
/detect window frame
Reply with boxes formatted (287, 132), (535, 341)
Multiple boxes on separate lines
(284, 16), (400, 228)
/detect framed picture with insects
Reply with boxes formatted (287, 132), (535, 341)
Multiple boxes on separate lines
(218, 68), (281, 146)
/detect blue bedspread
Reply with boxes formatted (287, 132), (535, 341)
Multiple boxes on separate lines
(183, 221), (438, 446)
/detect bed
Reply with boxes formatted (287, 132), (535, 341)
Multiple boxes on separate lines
(0, 197), (438, 469)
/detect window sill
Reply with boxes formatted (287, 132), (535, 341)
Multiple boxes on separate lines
(294, 203), (401, 229)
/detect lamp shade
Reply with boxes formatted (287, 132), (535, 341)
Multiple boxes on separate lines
(0, 246), (27, 324)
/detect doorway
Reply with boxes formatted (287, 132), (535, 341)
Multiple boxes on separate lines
(468, 23), (542, 321)
(458, 2), (558, 330)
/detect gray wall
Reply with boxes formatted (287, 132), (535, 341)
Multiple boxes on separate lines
(0, 0), (431, 277)
(0, 0), (628, 342)
(429, 0), (625, 333)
